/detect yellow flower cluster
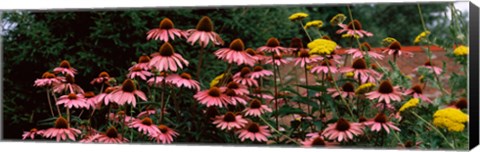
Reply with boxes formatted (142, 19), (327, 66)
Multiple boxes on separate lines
(304, 20), (324, 29)
(381, 37), (398, 47)
(345, 72), (354, 77)
(453, 45), (469, 56)
(413, 31), (431, 44)
(399, 98), (419, 112)
(289, 12), (309, 21)
(341, 33), (360, 39)
(210, 73), (225, 87)
(433, 107), (469, 132)
(307, 39), (338, 55)
(330, 13), (347, 25)
(355, 82), (375, 94)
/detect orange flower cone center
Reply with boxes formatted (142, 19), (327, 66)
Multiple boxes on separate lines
(180, 73), (192, 80)
(54, 117), (69, 129)
(159, 42), (175, 56)
(378, 80), (394, 94)
(374, 113), (388, 123)
(342, 82), (355, 92)
(223, 112), (236, 122)
(247, 123), (260, 133)
(207, 87), (221, 97)
(229, 39), (245, 51)
(106, 127), (119, 138)
(141, 118), (153, 126)
(159, 18), (174, 29)
(196, 16), (214, 32)
(249, 99), (262, 109)
(122, 79), (136, 93)
(347, 19), (363, 30)
(227, 82), (240, 89)
(352, 59), (367, 69)
(138, 55), (151, 63)
(335, 118), (351, 131)
(266, 37), (280, 47)
(59, 60), (72, 68)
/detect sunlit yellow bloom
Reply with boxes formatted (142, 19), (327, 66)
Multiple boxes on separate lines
(341, 33), (360, 39)
(382, 37), (398, 47)
(307, 39), (337, 55)
(433, 107), (469, 132)
(345, 72), (354, 77)
(304, 20), (324, 29)
(413, 31), (431, 44)
(330, 13), (347, 25)
(355, 82), (375, 94)
(453, 45), (469, 56)
(210, 73), (225, 87)
(399, 98), (419, 112)
(289, 12), (309, 21)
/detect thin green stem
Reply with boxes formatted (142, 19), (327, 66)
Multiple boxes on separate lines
(259, 116), (301, 145)
(325, 61), (354, 117)
(410, 111), (455, 149)
(299, 21), (312, 41)
(45, 89), (55, 117)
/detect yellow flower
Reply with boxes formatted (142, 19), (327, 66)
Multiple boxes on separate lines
(345, 72), (354, 77)
(432, 107), (469, 132)
(304, 20), (324, 29)
(399, 98), (419, 112)
(453, 45), (469, 56)
(341, 33), (360, 39)
(413, 31), (430, 44)
(381, 37), (398, 47)
(330, 13), (347, 25)
(307, 39), (337, 55)
(306, 65), (313, 71)
(210, 73), (225, 87)
(289, 12), (309, 21)
(355, 82), (375, 94)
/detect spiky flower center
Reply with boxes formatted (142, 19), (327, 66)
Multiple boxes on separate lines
(158, 125), (169, 133)
(223, 112), (236, 122)
(180, 73), (192, 80)
(138, 55), (151, 63)
(208, 87), (221, 97)
(388, 41), (402, 50)
(455, 98), (467, 109)
(411, 85), (423, 94)
(311, 137), (326, 146)
(266, 37), (280, 47)
(67, 93), (77, 100)
(253, 66), (263, 72)
(321, 60), (331, 66)
(226, 82), (239, 89)
(30, 128), (38, 132)
(359, 116), (367, 123)
(122, 79), (136, 92)
(106, 127), (119, 138)
(246, 48), (256, 56)
(132, 67), (143, 72)
(342, 82), (355, 92)
(42, 72), (56, 78)
(59, 60), (72, 68)
(196, 16), (214, 32)
(99, 71), (110, 77)
(374, 113), (388, 123)
(141, 117), (153, 126)
(273, 54), (282, 60)
(352, 59), (367, 69)
(424, 61), (432, 66)
(84, 91), (95, 98)
(159, 18), (174, 29)
(240, 67), (251, 78)
(378, 80), (394, 94)
(229, 39), (245, 51)
(321, 35), (331, 40)
(289, 38), (303, 49)
(117, 110), (126, 116)
(249, 99), (262, 109)
(104, 87), (115, 94)
(54, 117), (69, 129)
(224, 89), (237, 97)
(247, 123), (260, 133)
(66, 75), (75, 84)
(159, 42), (175, 56)
(347, 19), (363, 30)
(299, 49), (310, 58)
(335, 118), (351, 131)
(360, 42), (372, 51)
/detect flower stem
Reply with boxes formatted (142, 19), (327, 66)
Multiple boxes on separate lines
(392, 129), (405, 147)
(271, 54), (280, 140)
(160, 76), (167, 124)
(259, 116), (301, 145)
(50, 88), (62, 117)
(410, 111), (455, 149)
(325, 61), (354, 117)
(304, 64), (311, 115)
(197, 47), (205, 82)
(298, 21), (312, 42)
(45, 89), (55, 117)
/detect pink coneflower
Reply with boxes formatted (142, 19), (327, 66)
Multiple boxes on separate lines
(322, 118), (364, 142)
(236, 122), (271, 142)
(214, 38), (255, 66)
(83, 91), (99, 110)
(53, 60), (77, 77)
(57, 93), (89, 109)
(224, 88), (248, 106)
(305, 130), (323, 139)
(91, 126), (129, 143)
(265, 54), (289, 66)
(147, 72), (173, 87)
(149, 42), (189, 72)
(129, 55), (151, 71)
(137, 107), (158, 118)
(108, 111), (135, 125)
(366, 80), (403, 104)
(311, 60), (338, 74)
(129, 117), (160, 136)
(374, 102), (396, 113)
(302, 136), (336, 147)
(327, 82), (356, 99)
(413, 61), (443, 75)
(382, 41), (414, 58)
(293, 49), (322, 67)
(186, 16), (224, 48)
(243, 99), (272, 117)
(448, 98), (468, 110)
(194, 87), (230, 107)
(42, 117), (81, 141)
(246, 48), (268, 63)
(404, 84), (432, 103)
(289, 37), (304, 56)
(96, 86), (117, 106)
(257, 37), (289, 56)
(233, 67), (259, 87)
(53, 75), (84, 94)
(110, 79), (147, 107)
(90, 71), (111, 85)
(221, 81), (249, 96)
(147, 18), (187, 42)
(127, 66), (152, 81)
(22, 128), (44, 140)
(34, 72), (63, 87)
(251, 87), (274, 100)
(339, 58), (381, 83)
(212, 112), (248, 130)
(150, 125), (179, 144)
(345, 42), (384, 60)
(364, 113), (400, 134)
(336, 20), (373, 38)
(167, 72), (200, 91)
(250, 66), (273, 79)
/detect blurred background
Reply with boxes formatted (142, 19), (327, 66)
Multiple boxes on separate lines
(1, 2), (469, 139)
